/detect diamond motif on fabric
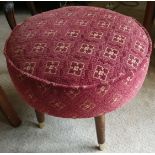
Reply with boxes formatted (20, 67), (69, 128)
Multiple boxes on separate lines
(98, 21), (110, 28)
(68, 62), (84, 76)
(44, 30), (56, 37)
(25, 32), (35, 39)
(55, 42), (70, 52)
(135, 41), (145, 53)
(55, 19), (66, 25)
(119, 25), (130, 32)
(124, 71), (134, 85)
(37, 21), (46, 26)
(89, 31), (103, 39)
(110, 94), (122, 104)
(127, 55), (140, 68)
(32, 43), (47, 53)
(23, 62), (36, 74)
(50, 101), (66, 111)
(113, 34), (126, 44)
(104, 13), (115, 20)
(45, 61), (59, 74)
(104, 47), (118, 60)
(94, 65), (108, 81)
(76, 20), (88, 26)
(79, 44), (94, 54)
(85, 13), (95, 17)
(66, 12), (73, 16)
(80, 100), (95, 111)
(14, 46), (25, 55)
(64, 88), (80, 99)
(66, 30), (80, 37)
(97, 85), (110, 96)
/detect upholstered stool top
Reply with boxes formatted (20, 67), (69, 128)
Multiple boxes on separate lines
(4, 6), (152, 118)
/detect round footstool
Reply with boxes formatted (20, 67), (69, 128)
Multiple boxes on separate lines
(4, 6), (152, 150)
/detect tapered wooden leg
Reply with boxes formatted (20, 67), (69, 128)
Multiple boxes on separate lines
(26, 1), (37, 15)
(4, 2), (16, 30)
(35, 110), (45, 128)
(0, 86), (21, 127)
(143, 2), (155, 34)
(94, 114), (105, 151)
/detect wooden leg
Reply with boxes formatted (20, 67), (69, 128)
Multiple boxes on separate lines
(26, 1), (37, 15)
(0, 86), (21, 127)
(3, 2), (16, 30)
(35, 110), (45, 129)
(143, 2), (155, 34)
(94, 114), (105, 151)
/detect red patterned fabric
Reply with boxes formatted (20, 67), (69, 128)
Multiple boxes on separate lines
(4, 6), (152, 118)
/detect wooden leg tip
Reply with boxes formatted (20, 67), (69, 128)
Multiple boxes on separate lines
(99, 144), (104, 151)
(38, 122), (45, 129)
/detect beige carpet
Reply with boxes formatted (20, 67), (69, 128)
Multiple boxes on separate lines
(0, 2), (155, 153)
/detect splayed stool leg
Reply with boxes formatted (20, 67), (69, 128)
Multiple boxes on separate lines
(94, 114), (105, 151)
(35, 110), (45, 128)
